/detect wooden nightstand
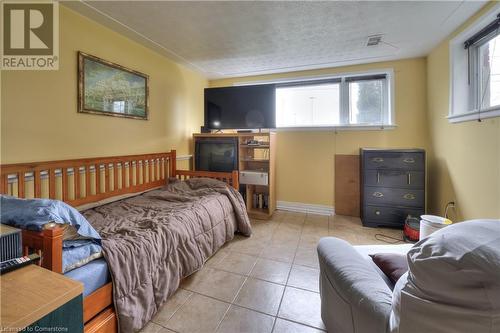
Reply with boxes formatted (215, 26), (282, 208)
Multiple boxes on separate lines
(0, 264), (84, 332)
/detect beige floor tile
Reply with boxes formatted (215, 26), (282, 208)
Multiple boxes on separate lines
(326, 215), (398, 245)
(140, 322), (167, 333)
(252, 220), (279, 232)
(205, 248), (230, 267)
(329, 224), (359, 235)
(273, 318), (325, 333)
(329, 215), (360, 225)
(275, 223), (303, 233)
(270, 237), (299, 249)
(271, 210), (287, 221)
(166, 293), (230, 333)
(260, 244), (297, 263)
(302, 224), (329, 235)
(229, 237), (268, 256)
(278, 287), (325, 330)
(287, 265), (320, 293)
(181, 267), (246, 302)
(304, 216), (329, 232)
(272, 229), (301, 241)
(234, 277), (285, 315)
(293, 247), (320, 269)
(298, 233), (325, 250)
(328, 215), (405, 245)
(250, 228), (274, 242)
(213, 252), (258, 275)
(151, 288), (193, 326)
(305, 214), (329, 224)
(216, 305), (275, 333)
(285, 211), (307, 219)
(281, 212), (306, 225)
(250, 258), (291, 285)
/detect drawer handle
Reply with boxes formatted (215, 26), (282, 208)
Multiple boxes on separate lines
(372, 192), (384, 198)
(372, 157), (384, 163)
(403, 158), (415, 163)
(403, 193), (416, 200)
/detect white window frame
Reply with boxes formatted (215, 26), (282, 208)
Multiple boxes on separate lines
(449, 4), (500, 123)
(234, 68), (395, 131)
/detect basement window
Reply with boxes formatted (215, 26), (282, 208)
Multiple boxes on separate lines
(476, 34), (500, 111)
(275, 71), (393, 129)
(449, 6), (500, 123)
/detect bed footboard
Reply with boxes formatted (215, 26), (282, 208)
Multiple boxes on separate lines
(173, 170), (239, 189)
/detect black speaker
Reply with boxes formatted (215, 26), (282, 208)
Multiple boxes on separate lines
(200, 126), (211, 133)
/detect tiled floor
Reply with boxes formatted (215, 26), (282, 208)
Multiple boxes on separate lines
(141, 211), (403, 333)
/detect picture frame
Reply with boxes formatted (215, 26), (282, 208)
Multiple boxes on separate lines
(78, 51), (149, 120)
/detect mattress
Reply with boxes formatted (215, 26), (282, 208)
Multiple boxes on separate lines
(64, 258), (110, 297)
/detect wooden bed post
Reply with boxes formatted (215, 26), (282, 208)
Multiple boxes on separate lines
(170, 150), (176, 178)
(42, 226), (64, 273)
(232, 170), (239, 190)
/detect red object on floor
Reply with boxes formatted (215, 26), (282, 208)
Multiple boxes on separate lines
(404, 216), (420, 242)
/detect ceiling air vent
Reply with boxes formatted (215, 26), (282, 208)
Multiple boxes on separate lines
(366, 35), (383, 46)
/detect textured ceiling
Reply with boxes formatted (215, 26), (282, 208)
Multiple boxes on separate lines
(64, 1), (486, 79)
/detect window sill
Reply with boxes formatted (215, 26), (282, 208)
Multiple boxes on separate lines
(448, 107), (500, 123)
(275, 125), (397, 131)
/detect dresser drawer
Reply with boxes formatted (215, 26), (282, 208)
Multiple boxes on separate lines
(363, 152), (424, 170)
(364, 186), (424, 208)
(364, 170), (424, 189)
(363, 205), (424, 226)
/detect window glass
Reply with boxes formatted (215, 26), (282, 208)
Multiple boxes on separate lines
(479, 34), (500, 109)
(349, 79), (384, 124)
(276, 83), (340, 127)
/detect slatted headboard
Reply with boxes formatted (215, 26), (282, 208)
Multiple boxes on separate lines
(0, 150), (176, 207)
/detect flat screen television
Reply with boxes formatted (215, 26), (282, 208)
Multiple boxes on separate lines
(204, 84), (276, 130)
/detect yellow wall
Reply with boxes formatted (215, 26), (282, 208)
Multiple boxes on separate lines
(1, 6), (207, 165)
(211, 58), (429, 206)
(426, 2), (500, 220)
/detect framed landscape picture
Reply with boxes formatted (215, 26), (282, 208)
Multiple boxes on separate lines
(78, 52), (149, 120)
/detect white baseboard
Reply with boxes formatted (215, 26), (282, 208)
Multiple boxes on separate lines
(277, 201), (335, 216)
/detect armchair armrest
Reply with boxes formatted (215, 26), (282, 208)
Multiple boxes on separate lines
(317, 237), (393, 333)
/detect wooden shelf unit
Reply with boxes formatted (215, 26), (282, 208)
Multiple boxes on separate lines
(193, 132), (276, 219)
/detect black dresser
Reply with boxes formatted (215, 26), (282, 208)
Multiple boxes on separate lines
(360, 148), (425, 228)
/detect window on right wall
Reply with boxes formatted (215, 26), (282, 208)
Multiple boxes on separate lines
(449, 7), (500, 123)
(475, 33), (500, 111)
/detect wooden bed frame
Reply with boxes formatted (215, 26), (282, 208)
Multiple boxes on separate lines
(0, 149), (239, 333)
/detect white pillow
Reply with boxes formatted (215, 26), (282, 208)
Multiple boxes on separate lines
(390, 219), (500, 333)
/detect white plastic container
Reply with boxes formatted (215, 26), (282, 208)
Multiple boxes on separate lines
(420, 215), (452, 239)
(239, 171), (268, 186)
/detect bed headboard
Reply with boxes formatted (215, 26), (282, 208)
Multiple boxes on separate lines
(0, 150), (177, 207)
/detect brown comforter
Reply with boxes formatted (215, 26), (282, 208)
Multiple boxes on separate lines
(82, 178), (252, 333)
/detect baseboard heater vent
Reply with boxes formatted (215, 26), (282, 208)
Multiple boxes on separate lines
(0, 224), (22, 262)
